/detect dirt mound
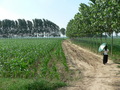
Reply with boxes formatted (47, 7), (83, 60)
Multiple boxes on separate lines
(59, 40), (120, 90)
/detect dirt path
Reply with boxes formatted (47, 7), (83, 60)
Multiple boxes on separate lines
(59, 40), (120, 90)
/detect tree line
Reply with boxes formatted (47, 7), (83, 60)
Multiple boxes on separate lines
(66, 0), (120, 38)
(66, 0), (120, 55)
(0, 18), (64, 38)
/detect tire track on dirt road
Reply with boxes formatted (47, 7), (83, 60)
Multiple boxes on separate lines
(59, 40), (120, 90)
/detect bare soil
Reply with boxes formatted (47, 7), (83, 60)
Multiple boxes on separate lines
(59, 40), (120, 90)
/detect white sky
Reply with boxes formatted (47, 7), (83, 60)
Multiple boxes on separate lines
(0, 0), (90, 28)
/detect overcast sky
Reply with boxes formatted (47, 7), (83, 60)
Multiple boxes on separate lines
(0, 0), (90, 28)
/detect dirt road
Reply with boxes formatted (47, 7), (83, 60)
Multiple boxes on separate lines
(60, 40), (120, 90)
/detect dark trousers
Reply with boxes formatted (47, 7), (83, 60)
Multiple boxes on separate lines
(103, 55), (108, 64)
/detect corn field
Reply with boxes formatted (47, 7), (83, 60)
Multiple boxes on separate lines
(0, 38), (68, 79)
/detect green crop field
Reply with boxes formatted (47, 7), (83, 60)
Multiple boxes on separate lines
(0, 38), (68, 90)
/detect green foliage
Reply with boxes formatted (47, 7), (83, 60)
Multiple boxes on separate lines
(0, 38), (68, 90)
(66, 0), (120, 38)
(0, 38), (68, 79)
(0, 78), (66, 90)
(89, 0), (96, 4)
(0, 18), (60, 37)
(26, 79), (66, 90)
(0, 78), (33, 90)
(60, 28), (66, 35)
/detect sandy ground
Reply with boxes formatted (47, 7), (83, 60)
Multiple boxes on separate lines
(59, 40), (120, 90)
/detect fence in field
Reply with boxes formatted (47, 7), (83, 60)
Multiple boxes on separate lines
(71, 36), (120, 63)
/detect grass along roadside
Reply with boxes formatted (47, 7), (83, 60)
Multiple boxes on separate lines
(0, 78), (66, 90)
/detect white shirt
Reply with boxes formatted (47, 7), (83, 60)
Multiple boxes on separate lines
(103, 49), (109, 55)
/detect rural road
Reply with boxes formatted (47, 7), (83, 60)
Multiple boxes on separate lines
(59, 40), (120, 90)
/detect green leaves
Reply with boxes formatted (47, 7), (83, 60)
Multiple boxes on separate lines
(60, 28), (66, 35)
(0, 38), (67, 79)
(0, 18), (60, 37)
(66, 0), (120, 38)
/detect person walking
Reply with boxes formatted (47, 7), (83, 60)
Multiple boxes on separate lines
(103, 45), (109, 65)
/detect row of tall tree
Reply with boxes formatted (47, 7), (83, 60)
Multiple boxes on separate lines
(66, 0), (120, 38)
(0, 18), (62, 37)
(66, 0), (120, 55)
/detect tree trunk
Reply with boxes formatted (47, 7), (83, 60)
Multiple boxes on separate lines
(105, 32), (107, 43)
(100, 33), (102, 44)
(111, 32), (113, 55)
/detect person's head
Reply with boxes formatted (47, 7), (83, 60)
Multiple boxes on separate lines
(104, 45), (107, 50)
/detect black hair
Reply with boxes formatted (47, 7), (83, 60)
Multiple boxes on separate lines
(104, 45), (107, 51)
